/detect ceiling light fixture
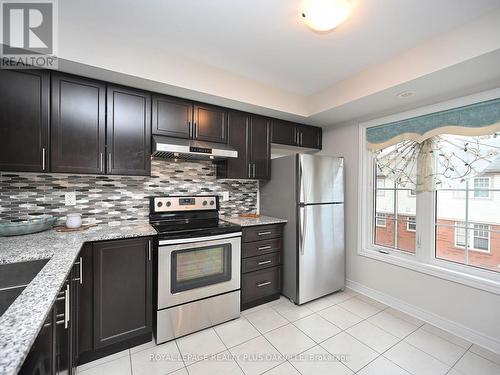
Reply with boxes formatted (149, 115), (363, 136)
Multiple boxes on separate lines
(301, 0), (353, 33)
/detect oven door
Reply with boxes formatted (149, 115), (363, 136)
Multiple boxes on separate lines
(157, 232), (241, 309)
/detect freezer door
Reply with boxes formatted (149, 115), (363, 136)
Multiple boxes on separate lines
(298, 203), (344, 304)
(299, 155), (344, 204)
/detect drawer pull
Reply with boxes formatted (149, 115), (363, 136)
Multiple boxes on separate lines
(257, 260), (272, 265)
(257, 281), (272, 288)
(258, 231), (272, 236)
(258, 245), (272, 251)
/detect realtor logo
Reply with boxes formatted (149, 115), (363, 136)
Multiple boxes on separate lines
(1, 0), (58, 68)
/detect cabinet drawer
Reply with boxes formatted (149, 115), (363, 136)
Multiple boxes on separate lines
(241, 267), (281, 304)
(242, 224), (282, 243)
(242, 253), (281, 274)
(242, 238), (281, 258)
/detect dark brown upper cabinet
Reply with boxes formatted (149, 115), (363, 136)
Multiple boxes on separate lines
(152, 94), (227, 144)
(296, 124), (322, 149)
(152, 95), (192, 139)
(51, 73), (106, 174)
(218, 111), (270, 180)
(271, 119), (296, 147)
(106, 85), (152, 176)
(0, 69), (49, 172)
(219, 111), (250, 179)
(272, 120), (322, 149)
(193, 103), (227, 143)
(93, 238), (152, 349)
(249, 116), (271, 179)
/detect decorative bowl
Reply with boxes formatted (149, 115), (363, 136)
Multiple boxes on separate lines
(0, 216), (57, 237)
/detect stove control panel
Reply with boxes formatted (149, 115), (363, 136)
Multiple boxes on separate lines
(152, 196), (218, 212)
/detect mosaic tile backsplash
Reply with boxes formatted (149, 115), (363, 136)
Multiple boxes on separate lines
(0, 159), (258, 225)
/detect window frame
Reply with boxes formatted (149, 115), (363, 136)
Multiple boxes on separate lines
(358, 123), (500, 295)
(453, 222), (490, 253)
(406, 216), (417, 232)
(375, 213), (387, 228)
(472, 177), (491, 199)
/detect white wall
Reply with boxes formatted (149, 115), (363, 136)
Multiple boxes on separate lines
(319, 107), (500, 350)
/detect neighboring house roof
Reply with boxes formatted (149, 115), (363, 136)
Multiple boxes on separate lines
(484, 156), (500, 173)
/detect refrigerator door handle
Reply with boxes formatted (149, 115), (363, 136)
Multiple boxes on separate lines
(299, 207), (307, 255)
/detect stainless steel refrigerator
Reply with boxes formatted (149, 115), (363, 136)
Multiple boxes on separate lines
(260, 154), (344, 305)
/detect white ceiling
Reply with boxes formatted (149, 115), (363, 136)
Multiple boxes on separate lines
(60, 0), (500, 95)
(57, 0), (500, 126)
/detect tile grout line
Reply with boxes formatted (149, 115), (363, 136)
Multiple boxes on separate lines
(351, 318), (423, 375)
(444, 345), (470, 375)
(464, 345), (500, 366)
(242, 310), (291, 374)
(128, 349), (133, 375)
(211, 321), (247, 375)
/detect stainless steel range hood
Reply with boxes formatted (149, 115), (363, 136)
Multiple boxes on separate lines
(152, 135), (238, 161)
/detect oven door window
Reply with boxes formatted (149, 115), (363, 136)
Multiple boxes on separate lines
(171, 244), (232, 293)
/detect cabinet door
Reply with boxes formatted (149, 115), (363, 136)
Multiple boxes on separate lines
(19, 308), (54, 375)
(193, 104), (227, 143)
(152, 95), (192, 139)
(107, 85), (151, 176)
(93, 238), (152, 349)
(297, 125), (322, 149)
(77, 244), (93, 356)
(271, 119), (296, 146)
(250, 116), (271, 180)
(222, 111), (250, 179)
(55, 279), (71, 375)
(0, 69), (49, 172)
(51, 73), (106, 174)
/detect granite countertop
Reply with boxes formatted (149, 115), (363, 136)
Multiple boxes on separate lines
(222, 215), (287, 227)
(0, 222), (157, 375)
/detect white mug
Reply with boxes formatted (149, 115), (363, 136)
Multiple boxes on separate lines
(66, 213), (82, 229)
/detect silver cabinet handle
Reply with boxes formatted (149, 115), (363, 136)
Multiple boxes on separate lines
(108, 152), (112, 171)
(257, 281), (271, 288)
(79, 256), (83, 285)
(257, 245), (272, 250)
(296, 131), (299, 145)
(42, 148), (46, 171)
(257, 260), (272, 265)
(252, 164), (256, 178)
(248, 164), (251, 178)
(100, 152), (104, 172)
(258, 231), (272, 236)
(194, 123), (198, 138)
(300, 132), (303, 145)
(188, 121), (192, 138)
(148, 240), (151, 261)
(64, 284), (70, 329)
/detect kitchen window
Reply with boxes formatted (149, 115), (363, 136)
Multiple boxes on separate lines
(359, 97), (500, 294)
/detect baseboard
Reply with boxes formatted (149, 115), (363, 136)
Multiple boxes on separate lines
(346, 279), (500, 354)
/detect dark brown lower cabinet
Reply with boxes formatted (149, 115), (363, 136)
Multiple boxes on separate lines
(92, 237), (152, 349)
(20, 271), (76, 375)
(241, 224), (284, 310)
(21, 236), (153, 373)
(19, 308), (54, 375)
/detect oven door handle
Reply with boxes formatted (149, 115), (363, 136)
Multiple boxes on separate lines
(158, 232), (242, 246)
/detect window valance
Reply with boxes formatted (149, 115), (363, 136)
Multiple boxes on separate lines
(366, 98), (500, 151)
(367, 98), (500, 191)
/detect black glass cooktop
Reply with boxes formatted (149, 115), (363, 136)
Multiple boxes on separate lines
(151, 219), (241, 240)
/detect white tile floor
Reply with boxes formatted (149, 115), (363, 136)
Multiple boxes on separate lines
(76, 290), (500, 375)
